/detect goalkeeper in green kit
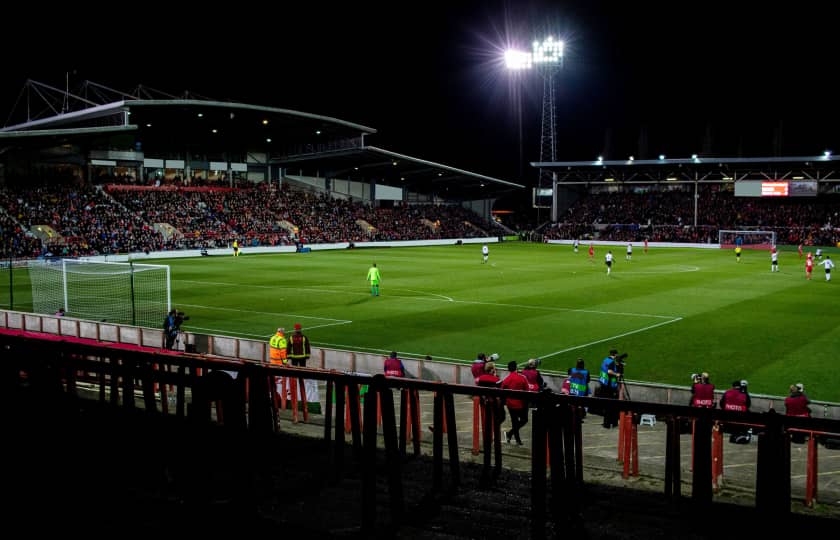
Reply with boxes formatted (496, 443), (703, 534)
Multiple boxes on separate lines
(367, 263), (381, 297)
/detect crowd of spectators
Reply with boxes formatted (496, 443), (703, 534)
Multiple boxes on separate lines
(3, 179), (837, 259)
(545, 186), (840, 244)
(0, 182), (496, 258)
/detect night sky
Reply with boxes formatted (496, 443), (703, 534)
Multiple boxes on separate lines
(3, 1), (838, 189)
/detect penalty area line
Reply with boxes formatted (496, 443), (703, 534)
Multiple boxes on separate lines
(538, 317), (684, 359)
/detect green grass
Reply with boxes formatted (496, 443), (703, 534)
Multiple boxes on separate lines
(3, 243), (838, 402)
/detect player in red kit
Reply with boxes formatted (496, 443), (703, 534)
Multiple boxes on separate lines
(588, 244), (594, 262)
(805, 253), (814, 280)
(644, 238), (648, 254)
(798, 244), (803, 259)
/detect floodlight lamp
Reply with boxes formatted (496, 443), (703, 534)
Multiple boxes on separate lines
(691, 154), (698, 159)
(212, 129), (218, 133)
(629, 156), (634, 162)
(597, 156), (603, 162)
(266, 138), (272, 143)
(505, 49), (532, 70)
(262, 119), (268, 125)
(824, 150), (832, 158)
(315, 130), (321, 135)
(197, 113), (203, 118)
(532, 37), (564, 65)
(659, 154), (665, 160)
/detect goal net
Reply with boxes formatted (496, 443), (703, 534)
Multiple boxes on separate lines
(27, 259), (171, 328)
(718, 230), (776, 250)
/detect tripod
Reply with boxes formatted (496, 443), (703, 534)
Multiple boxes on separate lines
(173, 329), (186, 351)
(617, 373), (631, 401)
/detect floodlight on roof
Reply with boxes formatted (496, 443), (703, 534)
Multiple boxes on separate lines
(315, 130), (321, 135)
(628, 156), (634, 162)
(197, 113), (203, 118)
(212, 129), (218, 133)
(597, 156), (603, 162)
(691, 154), (698, 159)
(659, 154), (665, 160)
(262, 119), (268, 125)
(824, 150), (832, 158)
(266, 138), (272, 143)
(505, 49), (532, 70)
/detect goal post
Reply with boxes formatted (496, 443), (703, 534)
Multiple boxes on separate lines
(718, 230), (776, 250)
(27, 259), (171, 328)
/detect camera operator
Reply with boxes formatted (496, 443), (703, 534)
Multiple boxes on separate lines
(163, 309), (189, 350)
(596, 349), (623, 428)
(689, 372), (715, 408)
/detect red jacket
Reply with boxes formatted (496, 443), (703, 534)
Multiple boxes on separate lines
(691, 383), (716, 408)
(785, 394), (810, 417)
(500, 372), (530, 409)
(384, 357), (405, 377)
(721, 388), (748, 412)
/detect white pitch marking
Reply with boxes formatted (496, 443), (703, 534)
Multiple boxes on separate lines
(538, 317), (684, 359)
(400, 288), (454, 301)
(177, 279), (677, 319)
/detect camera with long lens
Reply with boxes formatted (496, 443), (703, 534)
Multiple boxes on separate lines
(691, 373), (701, 383)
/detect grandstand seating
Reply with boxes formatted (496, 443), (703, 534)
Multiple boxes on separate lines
(0, 182), (496, 258)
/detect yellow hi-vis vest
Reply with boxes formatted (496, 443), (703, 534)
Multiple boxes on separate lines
(269, 333), (287, 364)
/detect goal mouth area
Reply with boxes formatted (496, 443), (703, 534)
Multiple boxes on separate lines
(721, 243), (774, 250)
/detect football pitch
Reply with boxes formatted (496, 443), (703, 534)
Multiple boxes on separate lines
(5, 243), (839, 402)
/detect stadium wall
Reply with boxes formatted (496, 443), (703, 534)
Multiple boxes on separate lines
(79, 237), (500, 263)
(3, 308), (838, 419)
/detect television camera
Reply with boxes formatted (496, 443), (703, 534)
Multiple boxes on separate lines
(614, 352), (628, 375)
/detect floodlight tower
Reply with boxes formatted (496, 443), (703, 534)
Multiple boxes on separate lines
(506, 37), (565, 224)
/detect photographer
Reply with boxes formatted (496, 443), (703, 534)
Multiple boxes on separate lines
(720, 380), (751, 443)
(522, 358), (545, 392)
(596, 349), (623, 428)
(689, 372), (715, 408)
